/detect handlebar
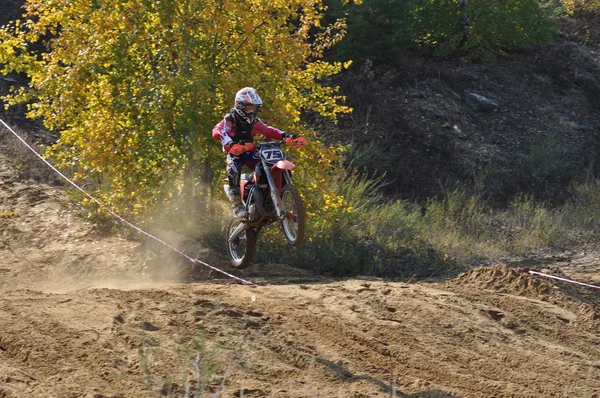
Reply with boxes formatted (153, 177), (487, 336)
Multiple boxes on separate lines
(235, 136), (306, 150)
(252, 137), (307, 149)
(251, 139), (285, 149)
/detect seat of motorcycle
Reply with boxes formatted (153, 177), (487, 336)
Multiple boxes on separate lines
(241, 173), (253, 181)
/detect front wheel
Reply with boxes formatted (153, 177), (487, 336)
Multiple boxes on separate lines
(226, 219), (257, 269)
(280, 185), (306, 247)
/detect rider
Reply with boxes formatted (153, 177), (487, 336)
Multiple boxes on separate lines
(212, 87), (296, 218)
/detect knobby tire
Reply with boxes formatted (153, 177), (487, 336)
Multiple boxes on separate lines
(226, 219), (257, 269)
(281, 185), (306, 247)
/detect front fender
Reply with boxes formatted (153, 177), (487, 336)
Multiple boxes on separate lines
(272, 160), (295, 171)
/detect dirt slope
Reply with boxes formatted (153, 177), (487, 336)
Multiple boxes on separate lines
(0, 149), (599, 397)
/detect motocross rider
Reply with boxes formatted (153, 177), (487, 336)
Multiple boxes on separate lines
(212, 87), (298, 219)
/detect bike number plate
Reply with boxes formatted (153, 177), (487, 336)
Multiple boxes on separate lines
(260, 147), (284, 164)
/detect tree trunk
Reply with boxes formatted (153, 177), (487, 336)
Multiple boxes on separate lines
(459, 0), (470, 48)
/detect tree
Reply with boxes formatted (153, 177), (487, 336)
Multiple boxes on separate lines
(0, 0), (352, 218)
(324, 0), (413, 65)
(409, 0), (557, 60)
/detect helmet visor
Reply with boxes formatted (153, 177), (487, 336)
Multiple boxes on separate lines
(243, 104), (260, 114)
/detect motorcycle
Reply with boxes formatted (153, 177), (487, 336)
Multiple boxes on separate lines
(225, 137), (307, 268)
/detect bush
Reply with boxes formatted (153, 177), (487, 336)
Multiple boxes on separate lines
(408, 0), (558, 60)
(326, 0), (557, 65)
(248, 170), (600, 278)
(325, 0), (413, 65)
(258, 172), (457, 278)
(561, 0), (600, 14)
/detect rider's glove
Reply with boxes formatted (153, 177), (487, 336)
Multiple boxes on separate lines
(227, 142), (255, 156)
(282, 132), (298, 140)
(285, 135), (307, 148)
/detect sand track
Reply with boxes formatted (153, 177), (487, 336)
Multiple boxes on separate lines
(0, 151), (599, 397)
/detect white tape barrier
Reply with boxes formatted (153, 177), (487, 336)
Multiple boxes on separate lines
(520, 268), (600, 290)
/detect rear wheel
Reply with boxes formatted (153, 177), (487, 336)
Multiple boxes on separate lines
(280, 185), (306, 247)
(226, 219), (257, 269)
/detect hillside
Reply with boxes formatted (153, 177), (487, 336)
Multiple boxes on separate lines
(328, 33), (600, 204)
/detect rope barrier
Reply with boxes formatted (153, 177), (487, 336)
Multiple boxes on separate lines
(0, 117), (258, 286)
(519, 267), (600, 291)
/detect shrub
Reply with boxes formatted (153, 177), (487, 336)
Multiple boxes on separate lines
(252, 173), (600, 277)
(258, 172), (455, 278)
(408, 0), (558, 60)
(561, 0), (600, 14)
(325, 0), (413, 65)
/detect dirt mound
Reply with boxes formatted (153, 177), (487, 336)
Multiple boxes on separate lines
(451, 263), (600, 330)
(451, 264), (551, 297)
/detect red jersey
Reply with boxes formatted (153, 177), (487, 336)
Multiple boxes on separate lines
(212, 114), (284, 152)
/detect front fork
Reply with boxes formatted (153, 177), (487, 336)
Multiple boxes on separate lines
(262, 160), (289, 220)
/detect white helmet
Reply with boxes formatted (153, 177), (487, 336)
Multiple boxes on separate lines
(233, 87), (263, 125)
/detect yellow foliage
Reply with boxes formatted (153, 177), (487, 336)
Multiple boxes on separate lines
(561, 0), (600, 14)
(0, 0), (352, 222)
(0, 211), (20, 218)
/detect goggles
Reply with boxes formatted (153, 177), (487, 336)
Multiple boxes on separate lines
(243, 104), (260, 114)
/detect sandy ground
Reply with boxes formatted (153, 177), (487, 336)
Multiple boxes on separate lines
(0, 148), (599, 398)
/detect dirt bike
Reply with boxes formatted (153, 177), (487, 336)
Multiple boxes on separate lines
(225, 137), (307, 268)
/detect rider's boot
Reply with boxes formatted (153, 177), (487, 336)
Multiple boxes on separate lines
(225, 184), (249, 219)
(231, 195), (249, 219)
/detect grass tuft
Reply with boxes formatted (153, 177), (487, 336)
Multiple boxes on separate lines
(259, 172), (600, 278)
